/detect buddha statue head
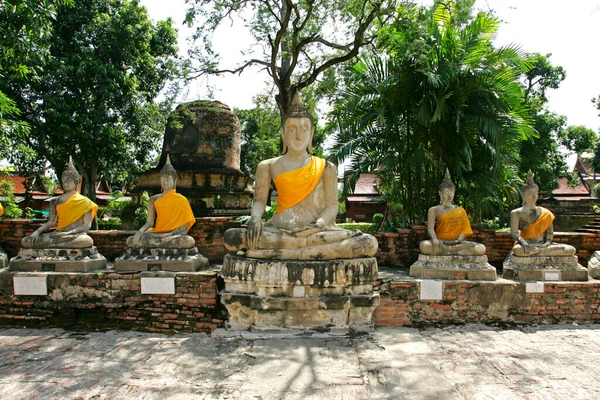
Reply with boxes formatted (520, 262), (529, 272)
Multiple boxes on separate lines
(521, 170), (539, 206)
(281, 92), (314, 155)
(160, 154), (178, 191)
(61, 156), (80, 191)
(438, 168), (455, 204)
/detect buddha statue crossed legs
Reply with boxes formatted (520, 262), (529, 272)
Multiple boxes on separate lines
(224, 94), (377, 260)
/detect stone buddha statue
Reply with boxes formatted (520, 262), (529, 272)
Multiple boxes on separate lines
(510, 171), (575, 257)
(224, 94), (378, 260)
(419, 169), (485, 256)
(126, 155), (196, 249)
(21, 157), (97, 249)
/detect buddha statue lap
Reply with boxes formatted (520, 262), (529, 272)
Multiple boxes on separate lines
(224, 98), (377, 261)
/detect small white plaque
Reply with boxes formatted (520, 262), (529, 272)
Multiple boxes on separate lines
(525, 281), (545, 293)
(420, 280), (443, 300)
(13, 276), (47, 296)
(141, 277), (175, 295)
(292, 286), (305, 298)
(544, 272), (560, 281)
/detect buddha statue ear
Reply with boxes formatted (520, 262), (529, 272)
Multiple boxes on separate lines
(280, 127), (288, 155)
(306, 125), (314, 155)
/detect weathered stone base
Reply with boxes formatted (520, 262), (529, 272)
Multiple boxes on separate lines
(409, 254), (497, 281)
(586, 251), (600, 279)
(503, 252), (588, 281)
(114, 247), (209, 272)
(221, 255), (379, 331)
(9, 246), (106, 272)
(0, 247), (6, 269)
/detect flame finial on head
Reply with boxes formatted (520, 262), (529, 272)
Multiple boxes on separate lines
(521, 169), (539, 198)
(160, 153), (178, 180)
(283, 92), (314, 124)
(439, 168), (455, 192)
(61, 155), (80, 185)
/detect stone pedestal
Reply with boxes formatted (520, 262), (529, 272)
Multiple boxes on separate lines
(114, 247), (209, 272)
(0, 247), (7, 269)
(586, 251), (600, 279)
(220, 254), (379, 332)
(503, 252), (588, 281)
(9, 247), (106, 272)
(409, 254), (497, 280)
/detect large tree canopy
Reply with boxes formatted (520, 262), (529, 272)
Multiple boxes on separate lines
(3, 0), (178, 201)
(184, 0), (397, 118)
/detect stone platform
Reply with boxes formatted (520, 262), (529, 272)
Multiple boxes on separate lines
(114, 247), (209, 272)
(503, 252), (588, 281)
(0, 247), (6, 269)
(220, 254), (379, 332)
(409, 254), (497, 280)
(9, 247), (106, 272)
(586, 251), (600, 279)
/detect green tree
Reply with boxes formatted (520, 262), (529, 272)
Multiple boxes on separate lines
(558, 125), (597, 155)
(184, 0), (397, 118)
(4, 0), (178, 201)
(0, 181), (23, 219)
(329, 2), (534, 223)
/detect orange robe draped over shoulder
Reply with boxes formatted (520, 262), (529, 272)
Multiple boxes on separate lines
(435, 207), (473, 240)
(0, 203), (4, 217)
(55, 193), (98, 231)
(273, 156), (326, 214)
(520, 207), (554, 240)
(153, 190), (196, 233)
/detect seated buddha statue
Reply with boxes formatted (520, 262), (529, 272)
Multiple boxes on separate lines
(224, 94), (378, 260)
(21, 157), (97, 249)
(419, 169), (486, 256)
(510, 171), (575, 257)
(126, 155), (196, 249)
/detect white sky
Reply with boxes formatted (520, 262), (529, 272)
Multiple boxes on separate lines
(141, 0), (600, 134)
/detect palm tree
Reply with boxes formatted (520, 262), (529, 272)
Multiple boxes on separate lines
(329, 1), (533, 224)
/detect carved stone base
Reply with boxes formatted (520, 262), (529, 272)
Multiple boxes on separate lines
(0, 247), (6, 269)
(409, 254), (497, 280)
(586, 251), (600, 279)
(502, 252), (588, 281)
(9, 246), (106, 272)
(220, 254), (379, 331)
(114, 247), (209, 272)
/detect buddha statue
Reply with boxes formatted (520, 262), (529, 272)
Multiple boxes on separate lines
(419, 169), (485, 256)
(21, 157), (97, 249)
(126, 155), (196, 249)
(510, 171), (576, 257)
(224, 94), (378, 260)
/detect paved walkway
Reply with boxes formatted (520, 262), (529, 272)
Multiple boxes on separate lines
(1, 324), (599, 399)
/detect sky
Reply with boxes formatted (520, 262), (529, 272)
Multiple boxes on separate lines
(141, 0), (600, 135)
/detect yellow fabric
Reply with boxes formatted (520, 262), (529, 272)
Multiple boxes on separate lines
(520, 207), (555, 240)
(55, 193), (98, 231)
(273, 156), (326, 214)
(435, 207), (473, 240)
(153, 190), (196, 233)
(0, 203), (3, 217)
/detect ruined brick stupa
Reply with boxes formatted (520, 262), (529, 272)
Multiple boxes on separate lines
(134, 101), (253, 216)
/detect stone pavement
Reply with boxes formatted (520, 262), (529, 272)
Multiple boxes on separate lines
(1, 324), (599, 399)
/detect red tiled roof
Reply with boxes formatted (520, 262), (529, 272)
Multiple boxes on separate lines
(0, 174), (46, 195)
(353, 173), (380, 195)
(552, 177), (589, 196)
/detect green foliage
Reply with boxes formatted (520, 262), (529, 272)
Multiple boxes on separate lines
(329, 2), (533, 224)
(382, 214), (407, 231)
(558, 125), (597, 155)
(97, 192), (130, 229)
(133, 191), (149, 229)
(372, 213), (384, 225)
(263, 202), (277, 222)
(98, 217), (121, 230)
(593, 204), (600, 215)
(337, 222), (376, 232)
(478, 217), (507, 231)
(0, 180), (23, 219)
(3, 0), (179, 199)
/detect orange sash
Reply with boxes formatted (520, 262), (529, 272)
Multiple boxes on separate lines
(153, 190), (196, 233)
(435, 207), (473, 240)
(520, 207), (554, 240)
(274, 156), (326, 214)
(0, 203), (3, 217)
(55, 193), (98, 230)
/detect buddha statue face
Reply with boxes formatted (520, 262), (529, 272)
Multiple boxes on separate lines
(161, 174), (176, 191)
(522, 187), (539, 206)
(439, 187), (455, 205)
(282, 117), (313, 154)
(62, 176), (78, 192)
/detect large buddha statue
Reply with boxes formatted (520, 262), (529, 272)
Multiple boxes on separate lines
(224, 94), (377, 260)
(126, 155), (196, 249)
(510, 171), (575, 257)
(419, 169), (485, 256)
(21, 157), (97, 249)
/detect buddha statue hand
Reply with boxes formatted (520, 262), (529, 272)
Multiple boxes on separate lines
(247, 216), (263, 249)
(281, 221), (325, 238)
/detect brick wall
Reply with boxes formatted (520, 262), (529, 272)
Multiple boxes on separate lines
(374, 280), (600, 327)
(0, 218), (241, 262)
(0, 271), (226, 333)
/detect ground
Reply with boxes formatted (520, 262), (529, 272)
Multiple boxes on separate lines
(0, 324), (598, 399)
